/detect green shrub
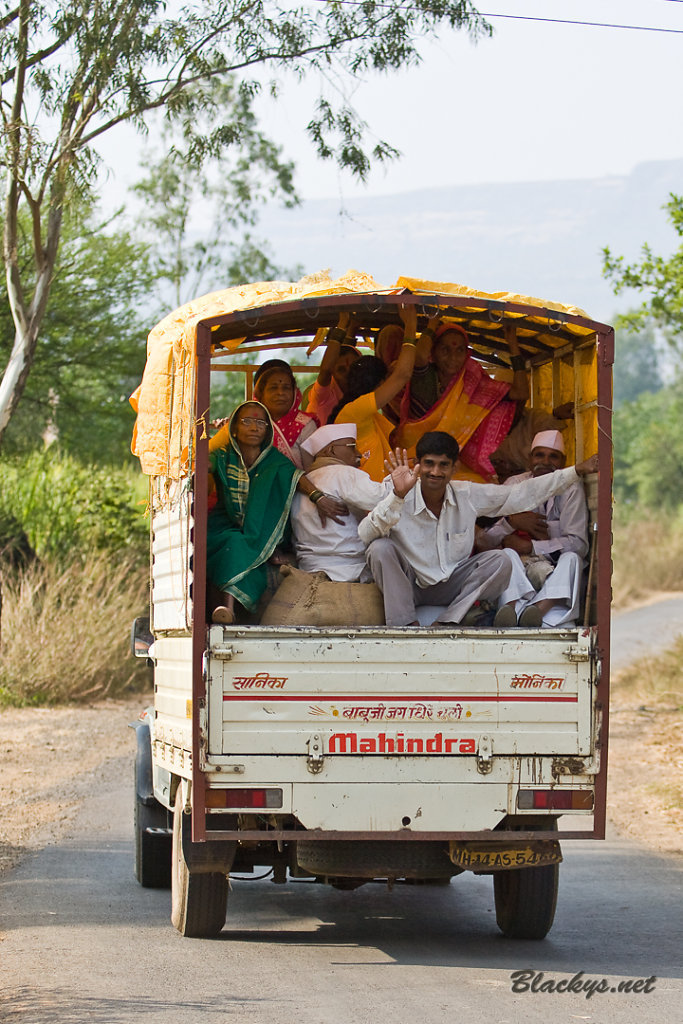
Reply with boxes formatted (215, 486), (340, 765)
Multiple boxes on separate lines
(0, 448), (148, 561)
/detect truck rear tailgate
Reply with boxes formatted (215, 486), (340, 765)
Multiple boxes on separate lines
(207, 626), (595, 761)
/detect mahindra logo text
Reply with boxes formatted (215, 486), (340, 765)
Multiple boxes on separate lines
(328, 731), (476, 754)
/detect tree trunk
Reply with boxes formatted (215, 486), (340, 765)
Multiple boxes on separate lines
(0, 259), (59, 443)
(0, 318), (41, 440)
(0, 200), (63, 445)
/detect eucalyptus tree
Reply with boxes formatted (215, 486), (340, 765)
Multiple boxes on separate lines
(133, 79), (300, 307)
(0, 0), (490, 443)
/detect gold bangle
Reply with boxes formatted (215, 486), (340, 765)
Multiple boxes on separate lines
(402, 340), (417, 348)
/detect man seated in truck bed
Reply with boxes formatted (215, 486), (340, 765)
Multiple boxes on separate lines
(291, 423), (387, 581)
(359, 431), (597, 628)
(481, 429), (590, 628)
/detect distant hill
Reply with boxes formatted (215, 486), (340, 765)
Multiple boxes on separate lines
(258, 159), (683, 324)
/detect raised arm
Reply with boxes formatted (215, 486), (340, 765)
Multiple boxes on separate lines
(505, 322), (530, 402)
(373, 305), (418, 411)
(357, 448), (419, 544)
(317, 313), (354, 388)
(414, 315), (442, 368)
(473, 456), (598, 519)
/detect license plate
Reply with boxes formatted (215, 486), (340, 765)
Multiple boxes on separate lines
(449, 840), (562, 872)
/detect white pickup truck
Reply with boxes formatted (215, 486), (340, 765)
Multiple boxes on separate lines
(130, 274), (612, 940)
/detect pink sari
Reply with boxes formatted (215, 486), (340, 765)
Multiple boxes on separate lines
(396, 356), (515, 481)
(272, 388), (319, 466)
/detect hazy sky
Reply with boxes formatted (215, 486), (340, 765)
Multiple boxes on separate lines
(98, 0), (683, 203)
(253, 0), (683, 199)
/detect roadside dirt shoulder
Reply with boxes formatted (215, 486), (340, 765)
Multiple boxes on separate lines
(607, 691), (682, 856)
(1, 686), (682, 875)
(0, 696), (144, 876)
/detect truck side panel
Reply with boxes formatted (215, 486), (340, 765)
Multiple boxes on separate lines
(151, 483), (193, 633)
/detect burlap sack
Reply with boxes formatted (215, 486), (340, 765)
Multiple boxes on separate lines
(260, 564), (385, 626)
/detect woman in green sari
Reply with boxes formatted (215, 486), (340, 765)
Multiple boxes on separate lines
(208, 401), (347, 624)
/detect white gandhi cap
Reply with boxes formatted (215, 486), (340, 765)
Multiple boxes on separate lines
(531, 429), (565, 454)
(301, 423), (358, 457)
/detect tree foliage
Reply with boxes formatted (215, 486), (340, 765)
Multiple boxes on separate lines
(0, 448), (148, 559)
(613, 325), (663, 407)
(133, 79), (301, 305)
(603, 193), (683, 352)
(0, 0), (490, 444)
(613, 380), (683, 512)
(0, 203), (153, 462)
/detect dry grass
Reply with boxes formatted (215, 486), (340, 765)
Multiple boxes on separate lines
(612, 634), (683, 710)
(612, 512), (683, 609)
(0, 554), (151, 706)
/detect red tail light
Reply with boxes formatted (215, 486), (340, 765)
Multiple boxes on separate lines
(517, 789), (593, 810)
(205, 788), (283, 809)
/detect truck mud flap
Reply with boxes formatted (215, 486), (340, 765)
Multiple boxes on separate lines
(179, 809), (238, 875)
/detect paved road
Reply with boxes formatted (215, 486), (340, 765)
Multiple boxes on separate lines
(2, 602), (682, 1023)
(1, 751), (681, 1024)
(611, 596), (683, 671)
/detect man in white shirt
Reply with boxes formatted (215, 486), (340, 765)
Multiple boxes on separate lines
(291, 423), (386, 581)
(359, 431), (598, 627)
(484, 429), (590, 627)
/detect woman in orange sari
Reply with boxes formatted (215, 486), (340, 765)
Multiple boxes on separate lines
(395, 321), (529, 481)
(330, 306), (420, 482)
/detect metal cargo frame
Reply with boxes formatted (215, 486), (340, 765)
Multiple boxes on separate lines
(186, 291), (613, 844)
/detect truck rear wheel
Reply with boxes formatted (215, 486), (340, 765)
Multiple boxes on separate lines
(171, 788), (228, 938)
(493, 861), (559, 940)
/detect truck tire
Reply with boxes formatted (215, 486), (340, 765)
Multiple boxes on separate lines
(134, 725), (172, 889)
(171, 788), (228, 938)
(493, 861), (559, 940)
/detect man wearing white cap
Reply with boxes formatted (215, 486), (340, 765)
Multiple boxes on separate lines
(485, 429), (590, 627)
(291, 423), (387, 581)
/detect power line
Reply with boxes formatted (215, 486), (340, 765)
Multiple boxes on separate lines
(309, 0), (683, 35)
(480, 11), (683, 33)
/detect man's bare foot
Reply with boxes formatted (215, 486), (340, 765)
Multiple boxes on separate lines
(212, 605), (236, 625)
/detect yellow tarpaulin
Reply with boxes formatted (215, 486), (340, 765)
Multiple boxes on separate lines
(131, 269), (594, 479)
